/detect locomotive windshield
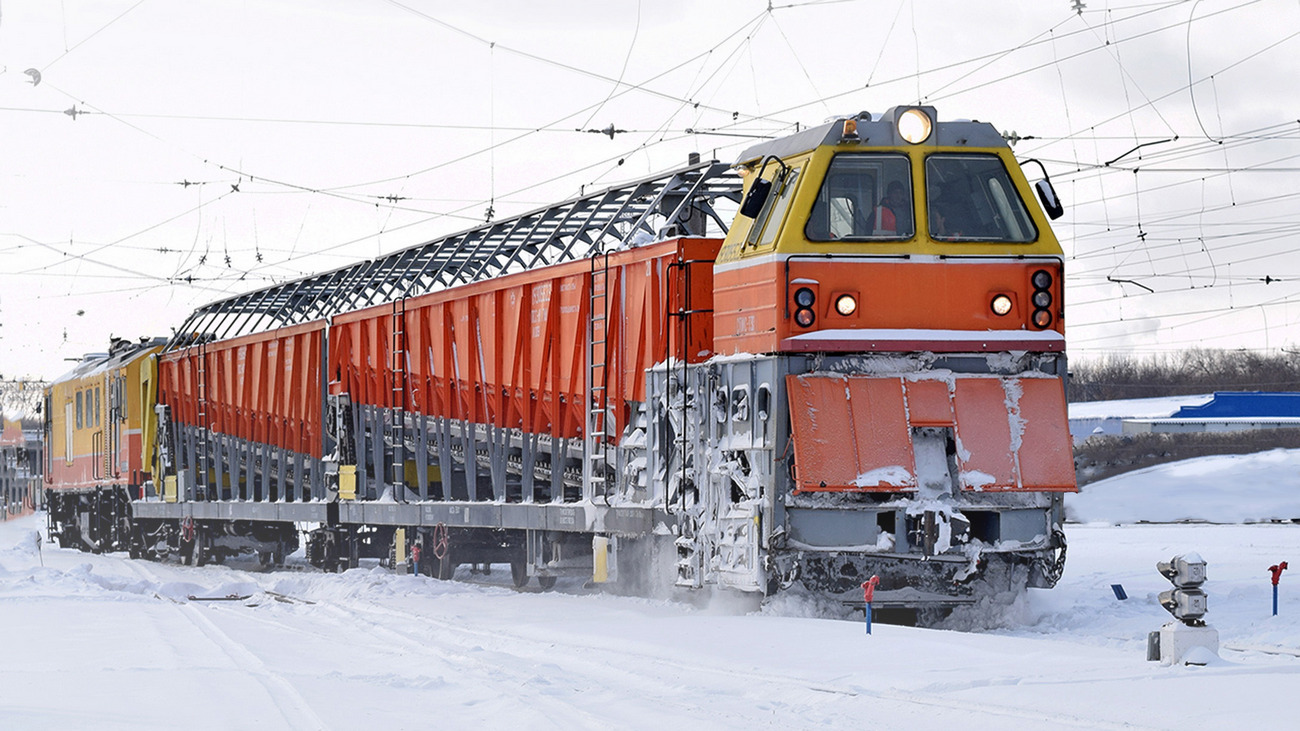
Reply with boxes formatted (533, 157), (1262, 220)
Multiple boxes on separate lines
(805, 154), (912, 241)
(925, 154), (1037, 242)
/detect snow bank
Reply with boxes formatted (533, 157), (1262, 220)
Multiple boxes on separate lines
(1066, 448), (1300, 524)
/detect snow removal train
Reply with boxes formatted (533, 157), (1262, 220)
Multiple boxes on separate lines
(44, 106), (1076, 612)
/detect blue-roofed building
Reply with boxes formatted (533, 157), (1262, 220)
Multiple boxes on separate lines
(1067, 394), (1212, 444)
(1122, 391), (1300, 435)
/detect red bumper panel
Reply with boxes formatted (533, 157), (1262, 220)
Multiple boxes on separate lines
(787, 374), (1077, 493)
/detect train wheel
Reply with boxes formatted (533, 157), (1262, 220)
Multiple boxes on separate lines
(190, 531), (210, 567)
(320, 539), (337, 573)
(510, 560), (528, 588)
(435, 549), (455, 581)
(537, 575), (557, 591)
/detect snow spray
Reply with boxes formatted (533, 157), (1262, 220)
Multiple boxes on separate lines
(861, 575), (880, 634)
(1269, 562), (1288, 616)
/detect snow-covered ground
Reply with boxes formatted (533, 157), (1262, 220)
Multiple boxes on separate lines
(1067, 448), (1300, 524)
(2, 459), (1297, 730)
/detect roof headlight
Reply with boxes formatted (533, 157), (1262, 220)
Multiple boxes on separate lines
(834, 294), (858, 317)
(990, 294), (1013, 316)
(897, 108), (933, 144)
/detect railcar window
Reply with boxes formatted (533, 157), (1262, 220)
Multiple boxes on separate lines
(925, 154), (1036, 242)
(65, 403), (74, 463)
(805, 154), (912, 241)
(76, 391), (83, 430)
(95, 386), (102, 427)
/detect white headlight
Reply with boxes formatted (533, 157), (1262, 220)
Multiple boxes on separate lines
(991, 294), (1013, 316)
(835, 294), (858, 316)
(898, 108), (933, 144)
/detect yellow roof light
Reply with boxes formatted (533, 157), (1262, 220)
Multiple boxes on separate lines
(897, 108), (933, 144)
(841, 118), (859, 142)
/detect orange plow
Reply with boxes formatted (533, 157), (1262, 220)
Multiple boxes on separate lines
(786, 373), (1076, 494)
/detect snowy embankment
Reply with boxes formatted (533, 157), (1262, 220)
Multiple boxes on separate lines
(1066, 447), (1300, 524)
(2, 449), (1297, 730)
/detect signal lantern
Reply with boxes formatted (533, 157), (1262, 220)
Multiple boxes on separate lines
(793, 287), (817, 328)
(1030, 268), (1055, 329)
(1157, 554), (1209, 626)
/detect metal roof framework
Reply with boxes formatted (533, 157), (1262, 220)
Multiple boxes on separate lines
(166, 160), (743, 349)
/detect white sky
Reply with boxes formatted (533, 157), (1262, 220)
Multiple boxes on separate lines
(2, 0), (1299, 380)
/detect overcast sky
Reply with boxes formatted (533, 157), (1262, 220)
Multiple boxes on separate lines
(2, 0), (1298, 380)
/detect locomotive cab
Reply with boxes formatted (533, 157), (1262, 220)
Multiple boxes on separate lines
(715, 105), (1067, 355)
(684, 106), (1076, 606)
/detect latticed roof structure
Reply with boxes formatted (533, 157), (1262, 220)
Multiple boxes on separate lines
(168, 160), (742, 348)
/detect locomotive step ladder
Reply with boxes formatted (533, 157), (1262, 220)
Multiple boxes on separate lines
(585, 250), (612, 502)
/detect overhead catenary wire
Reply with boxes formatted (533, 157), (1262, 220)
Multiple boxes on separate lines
(4, 0), (1298, 367)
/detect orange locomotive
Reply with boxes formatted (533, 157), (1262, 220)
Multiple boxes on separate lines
(687, 106), (1074, 601)
(69, 106), (1074, 610)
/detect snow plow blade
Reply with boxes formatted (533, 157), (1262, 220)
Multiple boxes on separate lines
(786, 373), (1077, 493)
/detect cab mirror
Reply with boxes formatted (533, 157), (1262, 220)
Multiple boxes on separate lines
(739, 178), (772, 219)
(1035, 178), (1064, 220)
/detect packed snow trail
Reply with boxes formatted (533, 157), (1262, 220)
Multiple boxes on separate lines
(1, 511), (1297, 730)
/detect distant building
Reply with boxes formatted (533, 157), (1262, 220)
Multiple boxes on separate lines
(1069, 392), (1300, 443)
(1068, 394), (1212, 444)
(1123, 391), (1300, 435)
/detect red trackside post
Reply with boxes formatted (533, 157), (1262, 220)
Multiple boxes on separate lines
(1270, 562), (1288, 616)
(862, 575), (880, 634)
